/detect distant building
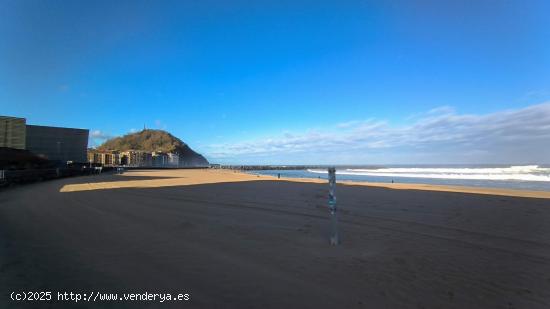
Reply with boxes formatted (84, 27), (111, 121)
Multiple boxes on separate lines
(0, 116), (26, 150)
(120, 150), (152, 167)
(87, 151), (97, 164)
(167, 153), (180, 167)
(121, 151), (142, 167)
(111, 152), (120, 166)
(138, 151), (152, 167)
(26, 125), (89, 163)
(152, 152), (169, 167)
(116, 150), (181, 167)
(87, 150), (120, 166)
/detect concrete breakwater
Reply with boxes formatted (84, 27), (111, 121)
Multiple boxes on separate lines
(217, 165), (379, 171)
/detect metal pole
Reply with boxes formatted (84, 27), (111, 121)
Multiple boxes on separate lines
(328, 167), (339, 245)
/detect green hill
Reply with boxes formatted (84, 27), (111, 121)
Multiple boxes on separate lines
(97, 129), (208, 166)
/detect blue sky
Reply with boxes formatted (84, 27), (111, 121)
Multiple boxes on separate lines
(1, 0), (549, 164)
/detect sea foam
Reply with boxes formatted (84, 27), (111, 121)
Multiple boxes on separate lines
(307, 165), (550, 182)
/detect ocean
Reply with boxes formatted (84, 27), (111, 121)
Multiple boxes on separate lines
(250, 165), (550, 191)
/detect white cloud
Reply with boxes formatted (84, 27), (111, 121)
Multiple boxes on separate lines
(205, 102), (550, 164)
(88, 130), (113, 148)
(427, 105), (455, 115)
(90, 130), (109, 139)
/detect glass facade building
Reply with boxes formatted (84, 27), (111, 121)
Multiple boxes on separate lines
(25, 125), (89, 163)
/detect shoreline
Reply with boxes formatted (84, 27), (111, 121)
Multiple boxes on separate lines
(247, 172), (550, 199)
(53, 168), (550, 199)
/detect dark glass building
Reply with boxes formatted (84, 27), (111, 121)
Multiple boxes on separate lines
(25, 125), (89, 163)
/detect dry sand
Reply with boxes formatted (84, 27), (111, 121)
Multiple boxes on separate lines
(1, 169), (550, 308)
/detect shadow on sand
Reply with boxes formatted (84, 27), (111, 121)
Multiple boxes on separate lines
(1, 180), (549, 308)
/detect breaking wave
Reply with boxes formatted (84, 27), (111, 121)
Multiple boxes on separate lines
(307, 165), (550, 182)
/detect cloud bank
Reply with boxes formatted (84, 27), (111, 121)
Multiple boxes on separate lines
(206, 102), (550, 164)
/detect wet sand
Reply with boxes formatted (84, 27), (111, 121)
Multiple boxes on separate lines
(1, 169), (550, 308)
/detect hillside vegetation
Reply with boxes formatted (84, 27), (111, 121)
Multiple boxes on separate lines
(97, 129), (208, 166)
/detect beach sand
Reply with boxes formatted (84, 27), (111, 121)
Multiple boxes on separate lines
(1, 169), (550, 308)
(60, 169), (550, 199)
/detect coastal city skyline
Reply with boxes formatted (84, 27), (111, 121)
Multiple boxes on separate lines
(2, 1), (549, 164)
